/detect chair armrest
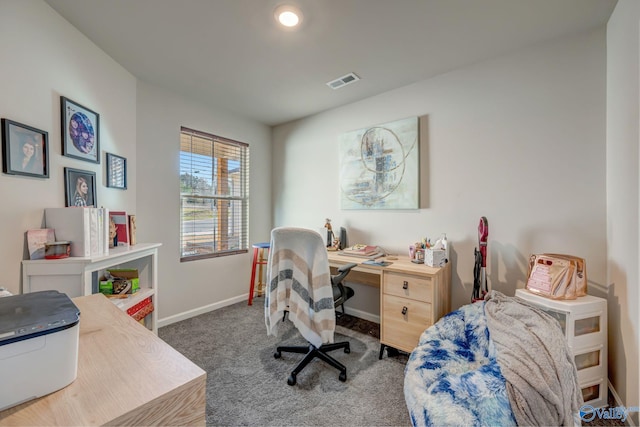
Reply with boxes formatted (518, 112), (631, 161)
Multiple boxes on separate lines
(338, 263), (358, 274)
(332, 262), (358, 286)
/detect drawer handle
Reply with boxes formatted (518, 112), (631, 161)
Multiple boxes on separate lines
(402, 306), (408, 315)
(403, 281), (409, 290)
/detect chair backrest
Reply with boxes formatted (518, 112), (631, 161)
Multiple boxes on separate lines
(265, 227), (336, 348)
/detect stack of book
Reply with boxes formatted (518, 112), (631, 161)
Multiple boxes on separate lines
(45, 207), (111, 257)
(339, 244), (381, 258)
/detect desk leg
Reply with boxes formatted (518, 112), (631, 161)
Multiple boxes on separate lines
(378, 344), (400, 360)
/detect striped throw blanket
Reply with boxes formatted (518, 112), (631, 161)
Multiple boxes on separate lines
(265, 227), (336, 348)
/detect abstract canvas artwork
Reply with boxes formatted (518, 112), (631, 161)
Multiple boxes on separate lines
(340, 116), (419, 209)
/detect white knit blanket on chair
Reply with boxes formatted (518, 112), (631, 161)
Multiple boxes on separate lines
(265, 227), (336, 348)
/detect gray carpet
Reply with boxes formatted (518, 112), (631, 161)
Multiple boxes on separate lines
(159, 301), (411, 427)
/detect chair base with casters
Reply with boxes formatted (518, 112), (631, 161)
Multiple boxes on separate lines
(274, 341), (351, 386)
(266, 227), (358, 386)
(274, 262), (357, 385)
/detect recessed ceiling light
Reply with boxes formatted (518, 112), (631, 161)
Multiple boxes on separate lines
(274, 5), (303, 28)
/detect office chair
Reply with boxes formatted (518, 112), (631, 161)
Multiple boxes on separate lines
(265, 227), (356, 386)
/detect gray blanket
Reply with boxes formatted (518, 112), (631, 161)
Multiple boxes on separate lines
(484, 291), (583, 426)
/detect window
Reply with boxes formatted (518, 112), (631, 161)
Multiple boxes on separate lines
(179, 127), (249, 261)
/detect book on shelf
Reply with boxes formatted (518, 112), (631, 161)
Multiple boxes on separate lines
(100, 208), (110, 254)
(89, 208), (100, 256)
(26, 228), (56, 260)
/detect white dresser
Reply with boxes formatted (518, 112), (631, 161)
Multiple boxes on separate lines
(515, 288), (608, 408)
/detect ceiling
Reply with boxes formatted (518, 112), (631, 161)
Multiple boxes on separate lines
(44, 0), (617, 126)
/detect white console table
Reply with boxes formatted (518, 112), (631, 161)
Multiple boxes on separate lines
(22, 243), (161, 333)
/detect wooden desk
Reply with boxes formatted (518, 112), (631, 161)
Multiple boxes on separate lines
(0, 294), (206, 426)
(328, 252), (451, 356)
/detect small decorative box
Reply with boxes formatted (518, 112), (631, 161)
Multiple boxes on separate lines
(425, 248), (446, 267)
(44, 241), (71, 259)
(127, 297), (154, 321)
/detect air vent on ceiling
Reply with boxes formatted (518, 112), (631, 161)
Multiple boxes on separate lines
(326, 72), (360, 90)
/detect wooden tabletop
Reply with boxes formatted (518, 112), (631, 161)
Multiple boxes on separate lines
(327, 251), (446, 276)
(0, 294), (206, 426)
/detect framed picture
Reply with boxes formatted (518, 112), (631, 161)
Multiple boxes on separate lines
(64, 167), (97, 207)
(109, 211), (129, 246)
(61, 96), (100, 163)
(106, 153), (127, 189)
(340, 116), (419, 209)
(1, 118), (49, 178)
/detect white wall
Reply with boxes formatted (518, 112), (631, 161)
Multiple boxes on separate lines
(273, 29), (607, 320)
(606, 0), (640, 417)
(136, 80), (272, 324)
(0, 1), (273, 327)
(0, 0), (137, 295)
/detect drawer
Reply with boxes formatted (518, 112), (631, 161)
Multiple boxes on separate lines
(381, 294), (432, 352)
(570, 312), (606, 350)
(383, 271), (432, 303)
(580, 378), (607, 409)
(574, 344), (605, 382)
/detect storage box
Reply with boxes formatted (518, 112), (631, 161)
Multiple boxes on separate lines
(106, 268), (139, 293)
(112, 279), (134, 294)
(127, 297), (154, 322)
(0, 290), (80, 411)
(99, 279), (113, 295)
(44, 241), (71, 259)
(425, 249), (446, 267)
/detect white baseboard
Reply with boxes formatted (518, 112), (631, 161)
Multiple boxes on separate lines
(158, 293), (381, 328)
(344, 306), (380, 324)
(609, 380), (624, 407)
(157, 294), (248, 328)
(608, 380), (637, 427)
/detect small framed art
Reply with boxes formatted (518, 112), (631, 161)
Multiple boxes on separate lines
(64, 167), (97, 207)
(106, 153), (127, 189)
(109, 211), (129, 246)
(1, 118), (49, 178)
(61, 96), (100, 163)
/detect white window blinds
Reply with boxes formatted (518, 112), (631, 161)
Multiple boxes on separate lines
(179, 127), (249, 261)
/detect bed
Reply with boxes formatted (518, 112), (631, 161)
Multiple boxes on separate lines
(404, 291), (583, 427)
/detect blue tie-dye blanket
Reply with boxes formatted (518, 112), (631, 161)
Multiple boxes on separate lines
(404, 301), (517, 427)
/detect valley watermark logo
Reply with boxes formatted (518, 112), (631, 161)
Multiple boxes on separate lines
(580, 404), (639, 423)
